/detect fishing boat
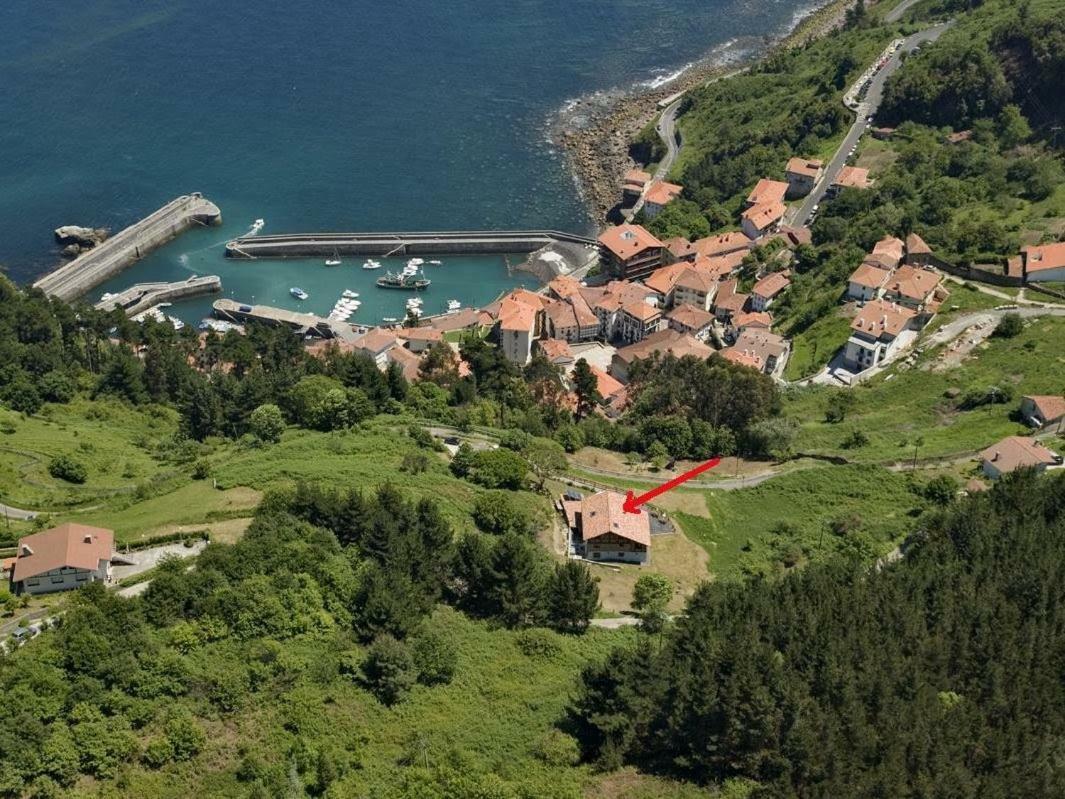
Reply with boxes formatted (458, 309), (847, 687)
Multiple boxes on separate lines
(290, 287), (309, 300)
(376, 270), (431, 290)
(362, 259), (383, 270)
(325, 249), (342, 267)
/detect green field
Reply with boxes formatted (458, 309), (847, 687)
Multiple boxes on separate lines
(784, 310), (853, 380)
(677, 464), (922, 580)
(784, 316), (1065, 463)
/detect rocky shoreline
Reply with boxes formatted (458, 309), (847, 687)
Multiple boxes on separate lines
(554, 0), (859, 224)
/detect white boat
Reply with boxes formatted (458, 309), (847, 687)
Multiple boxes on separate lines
(362, 259), (383, 270)
(342, 290), (358, 299)
(429, 260), (442, 265)
(250, 218), (265, 233)
(408, 258), (425, 266)
(382, 316), (398, 323)
(290, 287), (309, 300)
(447, 299), (461, 310)
(325, 248), (342, 267)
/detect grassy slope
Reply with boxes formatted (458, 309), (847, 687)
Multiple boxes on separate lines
(784, 316), (1065, 463)
(676, 464), (922, 581)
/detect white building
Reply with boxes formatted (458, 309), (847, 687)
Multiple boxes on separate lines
(8, 524), (114, 596)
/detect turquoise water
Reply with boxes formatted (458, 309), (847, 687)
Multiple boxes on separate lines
(1, 0), (815, 322)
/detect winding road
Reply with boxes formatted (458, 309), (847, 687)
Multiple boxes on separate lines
(790, 21), (953, 227)
(0, 502), (36, 521)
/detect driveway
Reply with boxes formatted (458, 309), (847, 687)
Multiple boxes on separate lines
(0, 502), (37, 521)
(791, 21), (953, 227)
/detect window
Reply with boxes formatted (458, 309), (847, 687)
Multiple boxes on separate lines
(76, 574), (88, 582)
(51, 575), (65, 584)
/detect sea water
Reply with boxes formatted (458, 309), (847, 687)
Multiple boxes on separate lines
(0, 0), (814, 322)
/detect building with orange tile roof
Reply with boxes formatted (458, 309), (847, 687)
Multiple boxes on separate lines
(547, 274), (582, 300)
(354, 328), (401, 368)
(385, 345), (423, 383)
(980, 436), (1061, 480)
(745, 178), (789, 208)
(1020, 395), (1065, 432)
(731, 311), (773, 333)
(871, 236), (905, 268)
(844, 299), (918, 370)
(562, 490), (651, 563)
(618, 299), (663, 344)
(642, 262), (688, 303)
(691, 231), (752, 260)
(598, 224), (666, 281)
(847, 262), (892, 301)
(662, 236), (695, 262)
(611, 328), (713, 383)
(622, 168), (652, 203)
(829, 165), (872, 196)
(536, 337), (575, 366)
(673, 267), (719, 310)
(643, 181), (683, 218)
(741, 201), (787, 240)
(497, 292), (546, 365)
(730, 329), (789, 376)
(1021, 242), (1065, 283)
(712, 279), (749, 323)
(785, 157), (823, 197)
(719, 347), (764, 371)
(589, 365), (625, 402)
(904, 232), (932, 261)
(750, 271), (791, 312)
(882, 265), (942, 309)
(10, 524), (115, 595)
(666, 303), (714, 341)
(397, 326), (444, 353)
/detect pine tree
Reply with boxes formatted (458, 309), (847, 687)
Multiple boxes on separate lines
(488, 534), (547, 628)
(572, 358), (601, 420)
(548, 560), (599, 634)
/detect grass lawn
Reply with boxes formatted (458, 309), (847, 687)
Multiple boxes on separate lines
(0, 399), (180, 510)
(676, 464), (923, 581)
(783, 316), (1065, 462)
(784, 310), (853, 380)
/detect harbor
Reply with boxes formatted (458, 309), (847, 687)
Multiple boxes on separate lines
(94, 275), (222, 317)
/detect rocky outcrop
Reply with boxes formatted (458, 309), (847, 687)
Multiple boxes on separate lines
(54, 225), (109, 253)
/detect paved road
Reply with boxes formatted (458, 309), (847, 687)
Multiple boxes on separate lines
(566, 462), (780, 492)
(791, 22), (952, 227)
(653, 96), (684, 182)
(886, 0), (925, 23)
(923, 306), (1065, 348)
(0, 502), (36, 521)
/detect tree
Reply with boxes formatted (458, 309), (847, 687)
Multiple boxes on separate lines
(572, 359), (601, 420)
(523, 437), (567, 491)
(993, 313), (1023, 338)
(411, 630), (458, 685)
(361, 635), (417, 706)
(632, 573), (672, 633)
(489, 534), (548, 627)
(549, 560), (599, 634)
(249, 403), (285, 444)
(48, 454), (87, 484)
(179, 377), (223, 441)
(0, 377), (43, 414)
(467, 448), (528, 490)
(472, 491), (533, 536)
(94, 347), (148, 404)
(924, 474), (959, 506)
(449, 442), (476, 478)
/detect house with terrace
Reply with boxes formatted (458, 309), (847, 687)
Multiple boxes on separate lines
(980, 436), (1061, 480)
(643, 181), (683, 218)
(726, 329), (789, 377)
(843, 299), (918, 371)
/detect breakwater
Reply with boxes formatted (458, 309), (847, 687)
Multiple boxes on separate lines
(33, 194), (221, 302)
(224, 230), (596, 259)
(95, 275), (223, 317)
(212, 298), (361, 342)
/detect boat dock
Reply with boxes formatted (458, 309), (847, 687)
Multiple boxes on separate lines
(224, 229), (597, 259)
(212, 298), (361, 342)
(95, 275), (223, 317)
(34, 193), (222, 302)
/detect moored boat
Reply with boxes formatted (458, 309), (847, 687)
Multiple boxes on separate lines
(376, 270), (430, 290)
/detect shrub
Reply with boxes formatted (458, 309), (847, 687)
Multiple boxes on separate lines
(924, 474), (959, 506)
(532, 729), (581, 766)
(993, 313), (1023, 338)
(48, 454), (87, 484)
(362, 635), (417, 706)
(472, 491), (533, 536)
(411, 630), (458, 686)
(515, 628), (562, 661)
(249, 403), (285, 443)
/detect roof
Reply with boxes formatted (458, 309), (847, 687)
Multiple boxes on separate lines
(1023, 242), (1065, 274)
(834, 165), (871, 189)
(872, 236), (905, 264)
(498, 296), (539, 332)
(732, 311), (772, 329)
(356, 328), (400, 356)
(905, 232), (932, 255)
(946, 130), (972, 144)
(884, 265), (940, 302)
(385, 345), (422, 382)
(674, 267), (717, 294)
(621, 299), (662, 323)
(398, 326), (444, 343)
(663, 237), (694, 259)
(12, 524), (114, 583)
(785, 157), (823, 179)
(598, 224), (664, 261)
(1024, 395), (1065, 423)
(577, 491), (652, 547)
(850, 299), (917, 339)
(731, 328), (788, 362)
(644, 262), (689, 296)
(644, 180), (683, 207)
(537, 337), (574, 363)
(691, 231), (751, 259)
(714, 280), (749, 313)
(569, 294), (599, 328)
(547, 275), (582, 299)
(741, 201), (787, 232)
(720, 347), (764, 370)
(849, 262), (892, 289)
(614, 328), (713, 366)
(746, 178), (788, 206)
(697, 251), (746, 279)
(752, 271), (790, 299)
(667, 303), (714, 330)
(623, 169), (652, 188)
(980, 436), (1059, 473)
(545, 299), (579, 330)
(590, 365), (624, 399)
(428, 307), (489, 332)
(777, 225), (813, 247)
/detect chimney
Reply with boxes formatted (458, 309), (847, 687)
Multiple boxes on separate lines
(20, 544), (33, 556)
(83, 534), (94, 544)
(993, 451), (1000, 461)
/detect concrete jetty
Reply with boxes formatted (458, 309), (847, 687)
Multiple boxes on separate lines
(224, 229), (597, 260)
(212, 298), (361, 342)
(34, 193), (221, 301)
(95, 275), (222, 317)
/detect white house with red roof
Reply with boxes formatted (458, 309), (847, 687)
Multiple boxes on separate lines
(560, 490), (651, 564)
(643, 181), (683, 218)
(1020, 395), (1065, 432)
(1021, 242), (1065, 283)
(844, 299), (918, 371)
(980, 436), (1061, 480)
(9, 524), (115, 595)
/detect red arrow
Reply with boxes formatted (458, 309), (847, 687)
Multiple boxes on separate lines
(623, 457), (722, 514)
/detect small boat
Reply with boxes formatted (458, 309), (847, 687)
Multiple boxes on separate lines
(342, 289), (359, 299)
(325, 249), (342, 267)
(362, 259), (383, 270)
(250, 218), (265, 234)
(429, 260), (442, 265)
(382, 316), (398, 323)
(447, 299), (461, 310)
(408, 258), (425, 266)
(290, 287), (309, 300)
